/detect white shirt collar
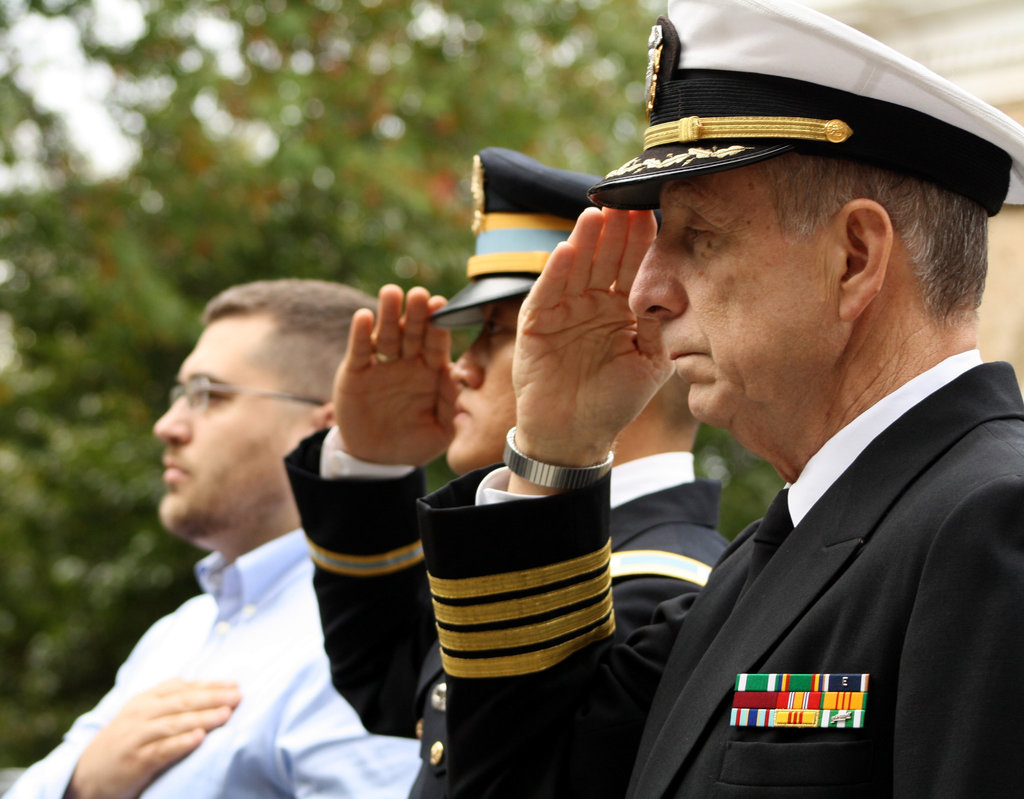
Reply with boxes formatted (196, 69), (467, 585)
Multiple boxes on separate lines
(610, 451), (695, 508)
(787, 350), (982, 525)
(194, 529), (307, 617)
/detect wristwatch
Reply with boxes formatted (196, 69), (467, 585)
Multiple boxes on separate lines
(503, 427), (614, 490)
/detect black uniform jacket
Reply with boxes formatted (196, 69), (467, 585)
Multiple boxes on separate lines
(285, 436), (725, 799)
(415, 362), (1024, 798)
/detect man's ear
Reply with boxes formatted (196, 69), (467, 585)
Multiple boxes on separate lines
(832, 198), (894, 323)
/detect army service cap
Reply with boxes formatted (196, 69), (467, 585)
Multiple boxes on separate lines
(431, 148), (600, 329)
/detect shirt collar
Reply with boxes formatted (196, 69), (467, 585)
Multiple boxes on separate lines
(194, 529), (308, 615)
(610, 451), (695, 508)
(787, 349), (982, 525)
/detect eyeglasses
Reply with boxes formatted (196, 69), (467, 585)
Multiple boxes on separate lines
(169, 375), (325, 413)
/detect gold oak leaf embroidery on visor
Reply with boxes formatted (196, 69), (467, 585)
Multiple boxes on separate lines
(604, 145), (755, 179)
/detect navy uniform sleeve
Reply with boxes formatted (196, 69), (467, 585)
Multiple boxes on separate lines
(285, 430), (436, 738)
(417, 472), (692, 798)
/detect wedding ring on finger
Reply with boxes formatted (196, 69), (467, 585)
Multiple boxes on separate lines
(375, 351), (397, 364)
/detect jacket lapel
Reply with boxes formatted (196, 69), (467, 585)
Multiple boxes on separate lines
(628, 362), (1024, 798)
(628, 496), (864, 798)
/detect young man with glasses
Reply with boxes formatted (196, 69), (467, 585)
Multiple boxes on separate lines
(8, 279), (419, 799)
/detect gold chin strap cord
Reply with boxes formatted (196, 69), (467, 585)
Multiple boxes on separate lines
(644, 115), (853, 149)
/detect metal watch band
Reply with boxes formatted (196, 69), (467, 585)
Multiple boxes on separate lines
(502, 427), (614, 490)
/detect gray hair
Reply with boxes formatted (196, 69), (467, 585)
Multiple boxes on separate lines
(757, 154), (988, 323)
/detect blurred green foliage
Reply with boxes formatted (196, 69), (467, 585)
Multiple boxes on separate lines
(0, 0), (781, 765)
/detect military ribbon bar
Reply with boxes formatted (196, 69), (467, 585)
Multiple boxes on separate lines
(732, 673), (869, 729)
(730, 707), (866, 729)
(735, 673), (869, 692)
(821, 709), (866, 728)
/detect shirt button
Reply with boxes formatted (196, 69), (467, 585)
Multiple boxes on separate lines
(242, 604), (256, 618)
(215, 621), (231, 635)
(429, 741), (444, 766)
(430, 681), (447, 712)
(415, 718), (424, 739)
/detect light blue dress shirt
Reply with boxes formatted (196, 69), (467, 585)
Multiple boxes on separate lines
(6, 530), (419, 798)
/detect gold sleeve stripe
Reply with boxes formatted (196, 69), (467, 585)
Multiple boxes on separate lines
(441, 616), (616, 678)
(437, 593), (613, 652)
(428, 540), (612, 600)
(644, 115), (853, 150)
(306, 536), (424, 577)
(432, 570), (611, 626)
(609, 550), (713, 587)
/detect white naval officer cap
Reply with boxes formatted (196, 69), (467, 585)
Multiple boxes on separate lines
(588, 0), (1024, 215)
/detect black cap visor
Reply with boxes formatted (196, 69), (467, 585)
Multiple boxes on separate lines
(431, 276), (537, 329)
(589, 142), (793, 209)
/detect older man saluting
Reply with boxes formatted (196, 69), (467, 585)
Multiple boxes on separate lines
(412, 0), (1024, 797)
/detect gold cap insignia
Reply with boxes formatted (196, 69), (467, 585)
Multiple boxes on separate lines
(645, 24), (664, 122)
(471, 153), (485, 236)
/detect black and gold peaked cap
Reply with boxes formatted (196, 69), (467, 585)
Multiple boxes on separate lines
(589, 0), (1024, 216)
(431, 148), (600, 329)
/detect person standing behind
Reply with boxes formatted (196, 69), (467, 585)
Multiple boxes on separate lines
(7, 279), (419, 799)
(284, 149), (727, 798)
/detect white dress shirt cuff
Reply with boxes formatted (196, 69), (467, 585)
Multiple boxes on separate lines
(474, 466), (545, 506)
(319, 426), (417, 480)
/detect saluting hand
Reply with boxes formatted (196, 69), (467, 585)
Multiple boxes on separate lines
(333, 284), (456, 466)
(511, 208), (670, 479)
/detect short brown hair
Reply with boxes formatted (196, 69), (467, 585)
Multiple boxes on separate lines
(757, 154), (989, 323)
(203, 279), (374, 399)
